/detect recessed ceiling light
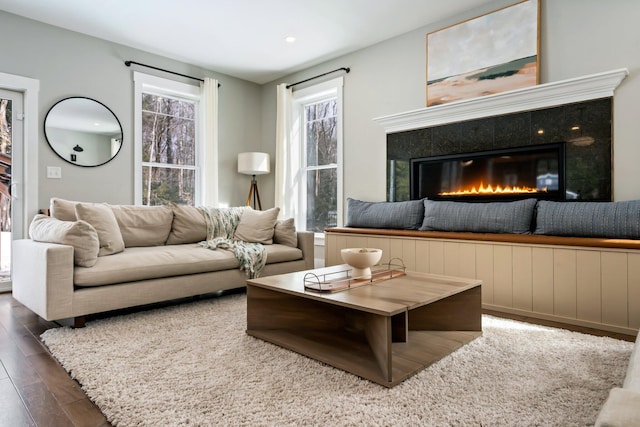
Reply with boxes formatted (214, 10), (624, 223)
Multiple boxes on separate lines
(285, 36), (296, 44)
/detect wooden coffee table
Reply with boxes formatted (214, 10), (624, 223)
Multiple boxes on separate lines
(246, 265), (482, 387)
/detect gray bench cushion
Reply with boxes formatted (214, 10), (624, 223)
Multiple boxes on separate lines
(420, 198), (537, 234)
(535, 200), (640, 239)
(345, 198), (425, 230)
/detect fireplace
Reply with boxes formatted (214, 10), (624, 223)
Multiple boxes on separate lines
(410, 143), (566, 202)
(386, 97), (612, 202)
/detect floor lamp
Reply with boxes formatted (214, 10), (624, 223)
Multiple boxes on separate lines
(238, 152), (270, 210)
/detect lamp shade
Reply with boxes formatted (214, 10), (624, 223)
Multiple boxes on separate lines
(238, 152), (270, 175)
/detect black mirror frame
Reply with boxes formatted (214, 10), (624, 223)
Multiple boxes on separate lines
(44, 96), (123, 167)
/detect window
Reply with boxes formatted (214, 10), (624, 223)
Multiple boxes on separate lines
(292, 77), (343, 235)
(134, 73), (201, 206)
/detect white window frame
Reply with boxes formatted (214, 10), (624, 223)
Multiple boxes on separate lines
(291, 77), (344, 242)
(133, 72), (202, 205)
(0, 71), (38, 240)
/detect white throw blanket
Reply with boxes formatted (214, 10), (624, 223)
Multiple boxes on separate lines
(198, 206), (267, 279)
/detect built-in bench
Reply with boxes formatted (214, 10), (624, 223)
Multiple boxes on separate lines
(325, 226), (640, 335)
(326, 197), (640, 335)
(326, 226), (640, 250)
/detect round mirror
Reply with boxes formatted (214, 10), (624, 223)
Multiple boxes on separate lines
(44, 97), (123, 167)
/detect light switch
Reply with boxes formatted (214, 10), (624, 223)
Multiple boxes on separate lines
(47, 166), (62, 179)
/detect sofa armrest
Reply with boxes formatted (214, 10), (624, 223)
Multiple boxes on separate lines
(623, 330), (640, 390)
(296, 231), (315, 270)
(595, 388), (640, 426)
(12, 239), (75, 321)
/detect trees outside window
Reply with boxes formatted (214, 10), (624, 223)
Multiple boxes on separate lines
(141, 94), (196, 205)
(134, 73), (201, 206)
(0, 98), (11, 231)
(303, 98), (338, 233)
(292, 77), (343, 236)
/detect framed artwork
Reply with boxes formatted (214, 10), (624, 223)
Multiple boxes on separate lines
(426, 0), (540, 107)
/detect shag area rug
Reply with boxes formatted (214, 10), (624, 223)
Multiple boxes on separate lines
(41, 293), (633, 427)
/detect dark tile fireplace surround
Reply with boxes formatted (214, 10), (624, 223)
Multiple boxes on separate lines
(387, 98), (612, 202)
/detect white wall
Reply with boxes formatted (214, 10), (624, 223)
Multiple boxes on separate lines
(0, 10), (262, 212)
(541, 0), (640, 201)
(3, 0), (639, 219)
(260, 0), (640, 215)
(46, 128), (112, 166)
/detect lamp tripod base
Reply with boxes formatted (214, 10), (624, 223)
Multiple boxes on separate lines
(245, 175), (262, 210)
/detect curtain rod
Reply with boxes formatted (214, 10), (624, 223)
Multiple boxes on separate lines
(124, 60), (221, 87)
(286, 67), (350, 89)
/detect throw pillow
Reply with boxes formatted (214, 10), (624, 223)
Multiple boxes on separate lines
(110, 205), (173, 247)
(420, 198), (537, 234)
(534, 200), (640, 238)
(49, 197), (79, 221)
(273, 218), (297, 247)
(345, 198), (425, 230)
(234, 207), (280, 244)
(75, 203), (125, 256)
(166, 203), (207, 245)
(28, 214), (99, 267)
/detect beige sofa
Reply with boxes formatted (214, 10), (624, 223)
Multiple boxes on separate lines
(595, 331), (640, 426)
(12, 199), (314, 326)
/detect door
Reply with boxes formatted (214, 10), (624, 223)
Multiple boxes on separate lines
(0, 88), (23, 292)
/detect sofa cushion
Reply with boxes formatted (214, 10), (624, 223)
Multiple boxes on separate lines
(345, 198), (425, 230)
(50, 197), (79, 221)
(420, 198), (537, 234)
(110, 205), (173, 247)
(73, 243), (303, 287)
(234, 207), (280, 244)
(274, 218), (297, 247)
(594, 388), (640, 427)
(75, 203), (125, 256)
(263, 242), (303, 263)
(535, 200), (640, 239)
(166, 203), (207, 245)
(28, 214), (99, 267)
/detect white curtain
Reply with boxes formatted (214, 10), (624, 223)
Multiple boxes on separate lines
(275, 83), (297, 219)
(201, 77), (219, 206)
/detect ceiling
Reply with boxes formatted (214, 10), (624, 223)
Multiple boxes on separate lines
(0, 0), (491, 84)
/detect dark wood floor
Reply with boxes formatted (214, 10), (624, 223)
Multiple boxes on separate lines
(0, 291), (635, 427)
(0, 292), (110, 427)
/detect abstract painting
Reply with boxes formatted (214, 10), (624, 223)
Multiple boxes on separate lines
(427, 0), (539, 106)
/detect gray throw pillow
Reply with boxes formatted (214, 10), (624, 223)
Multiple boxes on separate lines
(534, 200), (640, 238)
(345, 198), (425, 230)
(420, 198), (537, 234)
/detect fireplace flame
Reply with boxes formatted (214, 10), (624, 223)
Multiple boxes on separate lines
(439, 182), (546, 196)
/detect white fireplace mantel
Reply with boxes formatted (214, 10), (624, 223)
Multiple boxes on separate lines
(373, 68), (629, 134)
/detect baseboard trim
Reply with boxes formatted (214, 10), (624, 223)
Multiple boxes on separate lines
(482, 303), (638, 336)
